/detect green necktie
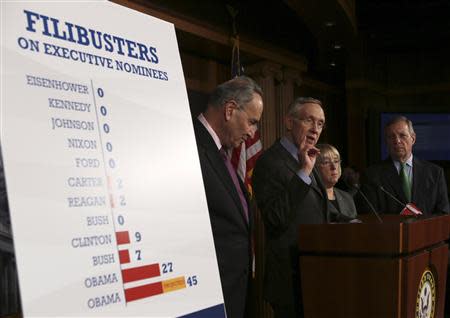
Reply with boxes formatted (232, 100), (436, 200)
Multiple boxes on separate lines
(399, 162), (411, 202)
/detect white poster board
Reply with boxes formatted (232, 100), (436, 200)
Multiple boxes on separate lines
(0, 1), (226, 317)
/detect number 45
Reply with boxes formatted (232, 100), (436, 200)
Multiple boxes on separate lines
(187, 275), (198, 287)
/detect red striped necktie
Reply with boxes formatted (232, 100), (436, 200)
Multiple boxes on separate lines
(220, 148), (249, 223)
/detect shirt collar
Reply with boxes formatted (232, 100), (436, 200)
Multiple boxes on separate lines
(280, 136), (299, 161)
(198, 113), (222, 150)
(393, 154), (413, 171)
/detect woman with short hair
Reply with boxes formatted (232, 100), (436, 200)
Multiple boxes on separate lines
(316, 143), (357, 221)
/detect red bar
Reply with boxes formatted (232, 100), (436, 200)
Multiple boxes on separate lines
(116, 231), (130, 245)
(106, 176), (113, 191)
(124, 281), (163, 302)
(109, 194), (115, 208)
(122, 263), (160, 283)
(118, 250), (130, 264)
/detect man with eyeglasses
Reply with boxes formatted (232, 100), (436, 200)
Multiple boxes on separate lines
(193, 76), (263, 318)
(358, 115), (449, 216)
(252, 97), (328, 318)
(358, 116), (450, 316)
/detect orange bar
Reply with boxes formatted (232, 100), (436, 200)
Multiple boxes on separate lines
(162, 276), (186, 293)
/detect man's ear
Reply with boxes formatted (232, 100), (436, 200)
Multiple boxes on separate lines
(224, 100), (236, 121)
(285, 115), (293, 131)
(411, 133), (416, 145)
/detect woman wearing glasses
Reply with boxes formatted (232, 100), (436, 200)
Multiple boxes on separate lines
(316, 143), (357, 221)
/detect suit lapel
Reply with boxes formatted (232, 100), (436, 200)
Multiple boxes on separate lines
(273, 141), (299, 175)
(411, 157), (424, 203)
(381, 160), (407, 203)
(194, 120), (249, 226)
(272, 140), (329, 222)
(207, 149), (250, 225)
(311, 168), (326, 199)
(205, 148), (235, 194)
(273, 141), (325, 199)
(334, 189), (346, 212)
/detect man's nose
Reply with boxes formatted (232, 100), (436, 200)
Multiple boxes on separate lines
(392, 135), (401, 143)
(248, 126), (256, 138)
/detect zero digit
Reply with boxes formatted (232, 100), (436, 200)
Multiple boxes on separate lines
(103, 123), (110, 133)
(109, 158), (116, 169)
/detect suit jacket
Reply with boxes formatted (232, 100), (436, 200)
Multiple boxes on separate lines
(193, 119), (251, 318)
(358, 157), (449, 215)
(0, 147), (10, 227)
(252, 139), (328, 307)
(328, 188), (358, 221)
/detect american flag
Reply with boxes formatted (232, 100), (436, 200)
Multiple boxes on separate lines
(228, 5), (263, 195)
(231, 130), (262, 196)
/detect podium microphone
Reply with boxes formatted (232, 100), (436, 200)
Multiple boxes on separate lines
(379, 186), (405, 207)
(353, 184), (383, 224)
(379, 186), (423, 216)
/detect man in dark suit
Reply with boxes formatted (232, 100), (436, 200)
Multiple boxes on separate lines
(252, 97), (327, 318)
(359, 116), (450, 316)
(358, 116), (449, 215)
(193, 76), (263, 318)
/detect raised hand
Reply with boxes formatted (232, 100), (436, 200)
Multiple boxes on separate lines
(297, 135), (320, 175)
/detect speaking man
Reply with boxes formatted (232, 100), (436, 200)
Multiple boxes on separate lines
(252, 97), (328, 318)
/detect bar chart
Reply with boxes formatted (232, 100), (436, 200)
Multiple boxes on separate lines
(2, 1), (226, 317)
(93, 82), (200, 308)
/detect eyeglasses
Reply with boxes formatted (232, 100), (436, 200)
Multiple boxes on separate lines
(294, 117), (325, 130)
(319, 159), (341, 167)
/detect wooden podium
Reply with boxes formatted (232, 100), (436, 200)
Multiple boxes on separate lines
(298, 214), (450, 318)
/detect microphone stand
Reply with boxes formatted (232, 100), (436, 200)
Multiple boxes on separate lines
(355, 185), (383, 224)
(379, 186), (422, 217)
(379, 186), (406, 207)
